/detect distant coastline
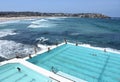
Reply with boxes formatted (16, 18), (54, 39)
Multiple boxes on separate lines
(0, 12), (110, 22)
(0, 16), (44, 22)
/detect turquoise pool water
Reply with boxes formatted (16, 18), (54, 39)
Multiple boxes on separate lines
(28, 44), (120, 82)
(0, 63), (56, 82)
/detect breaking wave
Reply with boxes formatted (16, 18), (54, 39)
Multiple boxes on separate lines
(47, 17), (67, 20)
(31, 19), (48, 24)
(23, 19), (36, 21)
(36, 37), (49, 43)
(0, 40), (36, 59)
(28, 19), (56, 28)
(0, 29), (17, 38)
(0, 29), (39, 60)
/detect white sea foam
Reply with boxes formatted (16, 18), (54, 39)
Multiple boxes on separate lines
(36, 37), (49, 42)
(31, 19), (48, 24)
(23, 19), (36, 21)
(47, 17), (67, 20)
(28, 19), (56, 28)
(0, 29), (17, 38)
(47, 17), (60, 20)
(28, 24), (51, 28)
(37, 44), (48, 49)
(38, 19), (48, 22)
(0, 40), (35, 59)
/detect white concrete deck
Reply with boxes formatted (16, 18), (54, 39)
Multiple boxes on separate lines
(57, 71), (86, 82)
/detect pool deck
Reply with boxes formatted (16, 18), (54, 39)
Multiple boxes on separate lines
(1, 42), (120, 82)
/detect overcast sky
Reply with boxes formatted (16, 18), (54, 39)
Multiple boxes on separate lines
(0, 0), (120, 17)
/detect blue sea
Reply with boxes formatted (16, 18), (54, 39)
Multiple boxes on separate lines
(0, 17), (120, 61)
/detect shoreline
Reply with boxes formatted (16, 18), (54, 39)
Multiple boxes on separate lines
(0, 16), (45, 22)
(0, 16), (70, 22)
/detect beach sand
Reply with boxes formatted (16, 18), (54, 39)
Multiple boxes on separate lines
(0, 16), (45, 22)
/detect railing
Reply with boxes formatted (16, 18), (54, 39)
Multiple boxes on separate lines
(49, 77), (60, 82)
(56, 73), (75, 82)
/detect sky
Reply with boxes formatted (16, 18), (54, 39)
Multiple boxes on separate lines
(0, 0), (120, 17)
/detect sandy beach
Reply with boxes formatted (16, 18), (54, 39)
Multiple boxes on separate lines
(0, 16), (45, 22)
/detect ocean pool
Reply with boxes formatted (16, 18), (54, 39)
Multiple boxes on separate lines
(0, 63), (57, 82)
(27, 44), (120, 82)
